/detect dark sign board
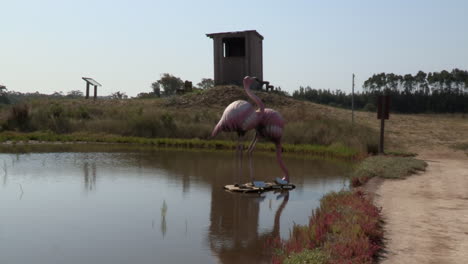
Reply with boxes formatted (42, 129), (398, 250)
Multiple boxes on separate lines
(377, 95), (391, 120)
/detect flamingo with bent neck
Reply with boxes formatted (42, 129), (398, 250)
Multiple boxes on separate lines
(249, 108), (290, 183)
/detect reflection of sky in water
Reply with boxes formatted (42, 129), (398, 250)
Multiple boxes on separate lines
(0, 147), (350, 264)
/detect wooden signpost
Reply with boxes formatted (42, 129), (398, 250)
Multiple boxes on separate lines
(82, 77), (102, 101)
(377, 95), (390, 154)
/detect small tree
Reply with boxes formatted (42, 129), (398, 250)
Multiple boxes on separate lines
(111, 91), (128, 99)
(0, 84), (10, 104)
(137, 92), (157, 99)
(66, 90), (84, 98)
(156, 73), (183, 96)
(197, 78), (214, 90)
(51, 91), (64, 97)
(151, 82), (161, 97)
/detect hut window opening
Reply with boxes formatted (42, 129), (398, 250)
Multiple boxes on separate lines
(223, 37), (245, 57)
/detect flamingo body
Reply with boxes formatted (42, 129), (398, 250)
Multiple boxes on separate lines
(257, 108), (285, 143)
(211, 100), (262, 137)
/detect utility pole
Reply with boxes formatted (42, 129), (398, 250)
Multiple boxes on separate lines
(352, 73), (355, 125)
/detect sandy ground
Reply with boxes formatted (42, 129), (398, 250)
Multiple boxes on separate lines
(375, 149), (468, 264)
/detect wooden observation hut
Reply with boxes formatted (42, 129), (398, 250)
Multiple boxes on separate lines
(82, 77), (101, 100)
(206, 30), (264, 86)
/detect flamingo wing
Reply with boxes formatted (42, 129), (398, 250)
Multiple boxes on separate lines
(211, 100), (256, 137)
(257, 108), (285, 142)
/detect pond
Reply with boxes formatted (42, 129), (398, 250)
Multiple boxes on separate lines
(0, 144), (351, 264)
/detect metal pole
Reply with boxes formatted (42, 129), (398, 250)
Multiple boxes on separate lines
(86, 83), (90, 99)
(352, 74), (355, 125)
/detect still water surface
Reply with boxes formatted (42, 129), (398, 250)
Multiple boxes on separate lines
(0, 144), (351, 264)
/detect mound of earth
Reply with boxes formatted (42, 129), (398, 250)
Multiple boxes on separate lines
(163, 85), (297, 108)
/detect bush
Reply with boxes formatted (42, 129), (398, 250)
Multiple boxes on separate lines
(271, 191), (382, 264)
(363, 103), (376, 112)
(4, 104), (31, 131)
(49, 103), (64, 118)
(76, 106), (91, 119)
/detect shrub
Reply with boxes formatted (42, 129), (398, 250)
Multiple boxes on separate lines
(49, 103), (64, 118)
(76, 106), (91, 119)
(271, 191), (382, 264)
(5, 104), (31, 131)
(363, 103), (376, 112)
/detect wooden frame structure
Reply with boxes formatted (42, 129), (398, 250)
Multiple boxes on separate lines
(82, 77), (102, 100)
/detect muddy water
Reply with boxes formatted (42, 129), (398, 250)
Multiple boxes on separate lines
(0, 144), (351, 264)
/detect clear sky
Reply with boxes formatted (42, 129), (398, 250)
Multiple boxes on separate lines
(1, 0), (468, 96)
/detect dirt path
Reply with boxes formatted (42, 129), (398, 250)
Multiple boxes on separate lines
(376, 149), (468, 263)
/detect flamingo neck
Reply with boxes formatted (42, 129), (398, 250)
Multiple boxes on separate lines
(276, 143), (289, 182)
(244, 83), (265, 113)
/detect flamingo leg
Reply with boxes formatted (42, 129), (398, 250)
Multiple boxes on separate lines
(236, 135), (245, 183)
(276, 143), (290, 182)
(247, 132), (259, 183)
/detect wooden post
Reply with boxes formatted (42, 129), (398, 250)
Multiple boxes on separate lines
(379, 114), (385, 154)
(86, 83), (90, 99)
(377, 95), (390, 155)
(94, 85), (97, 100)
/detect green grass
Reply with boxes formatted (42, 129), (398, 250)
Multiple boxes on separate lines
(452, 142), (468, 156)
(385, 150), (417, 157)
(283, 249), (329, 264)
(0, 131), (360, 160)
(350, 155), (427, 186)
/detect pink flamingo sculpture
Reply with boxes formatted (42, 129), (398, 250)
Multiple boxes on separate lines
(247, 108), (290, 184)
(211, 76), (265, 182)
(212, 76), (290, 184)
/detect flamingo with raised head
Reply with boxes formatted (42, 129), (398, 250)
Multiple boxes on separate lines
(212, 76), (290, 184)
(211, 76), (264, 182)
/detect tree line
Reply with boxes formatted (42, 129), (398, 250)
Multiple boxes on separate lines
(293, 69), (468, 113)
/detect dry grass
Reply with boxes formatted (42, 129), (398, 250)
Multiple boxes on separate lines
(0, 88), (380, 153)
(326, 108), (468, 153)
(1, 86), (466, 154)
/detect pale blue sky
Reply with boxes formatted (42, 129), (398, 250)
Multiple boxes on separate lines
(1, 0), (467, 96)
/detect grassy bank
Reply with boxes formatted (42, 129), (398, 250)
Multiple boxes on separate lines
(0, 131), (360, 160)
(269, 190), (382, 264)
(350, 155), (428, 187)
(272, 155), (428, 263)
(0, 87), (380, 154)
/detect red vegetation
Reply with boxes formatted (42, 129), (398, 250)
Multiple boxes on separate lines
(269, 190), (382, 264)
